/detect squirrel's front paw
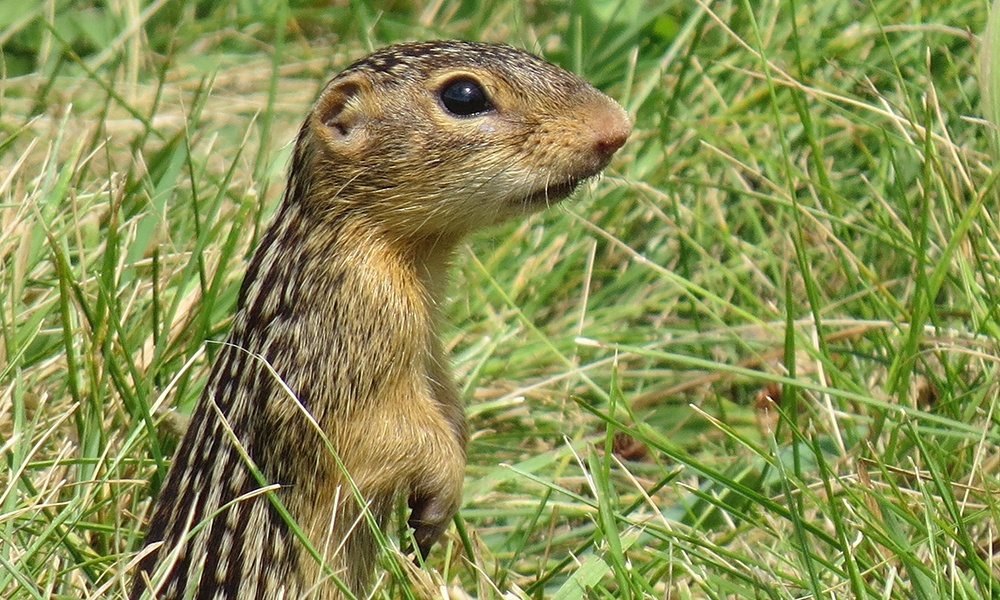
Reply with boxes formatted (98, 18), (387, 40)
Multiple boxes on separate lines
(407, 485), (461, 558)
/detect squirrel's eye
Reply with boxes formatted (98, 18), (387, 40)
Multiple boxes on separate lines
(440, 78), (492, 116)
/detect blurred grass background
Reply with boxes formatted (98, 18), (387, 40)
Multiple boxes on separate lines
(2, 0), (1000, 598)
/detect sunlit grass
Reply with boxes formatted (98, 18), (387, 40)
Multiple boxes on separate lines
(2, 0), (999, 598)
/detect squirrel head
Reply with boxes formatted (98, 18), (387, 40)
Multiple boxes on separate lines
(287, 40), (630, 245)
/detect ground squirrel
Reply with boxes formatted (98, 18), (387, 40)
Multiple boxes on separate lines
(131, 40), (629, 599)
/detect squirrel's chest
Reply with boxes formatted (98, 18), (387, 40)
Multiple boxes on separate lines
(227, 263), (434, 408)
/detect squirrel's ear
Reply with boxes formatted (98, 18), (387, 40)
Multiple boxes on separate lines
(316, 76), (367, 141)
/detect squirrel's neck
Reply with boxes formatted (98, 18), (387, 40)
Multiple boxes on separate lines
(237, 199), (458, 321)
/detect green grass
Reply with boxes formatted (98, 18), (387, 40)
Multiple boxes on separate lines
(3, 0), (1000, 598)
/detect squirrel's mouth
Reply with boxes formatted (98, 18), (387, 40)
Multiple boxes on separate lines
(524, 177), (587, 206)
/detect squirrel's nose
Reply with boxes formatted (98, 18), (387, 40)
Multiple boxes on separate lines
(581, 99), (630, 171)
(591, 105), (630, 158)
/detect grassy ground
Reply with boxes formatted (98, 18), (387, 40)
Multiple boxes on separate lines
(2, 0), (999, 598)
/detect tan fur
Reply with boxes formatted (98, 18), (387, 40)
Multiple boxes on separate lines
(132, 40), (629, 599)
